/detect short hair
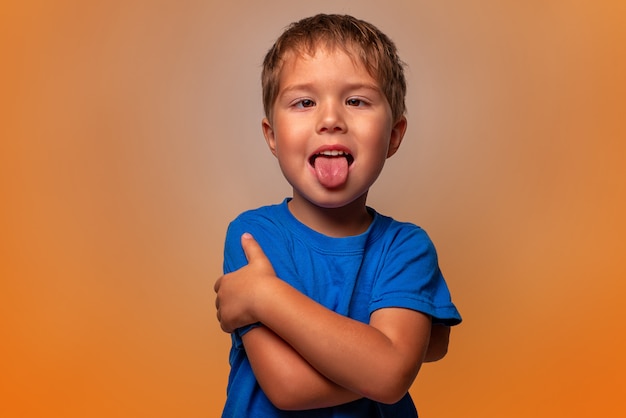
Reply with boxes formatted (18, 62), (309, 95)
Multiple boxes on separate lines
(261, 14), (407, 123)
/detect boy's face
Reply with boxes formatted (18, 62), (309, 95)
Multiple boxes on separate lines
(262, 47), (407, 211)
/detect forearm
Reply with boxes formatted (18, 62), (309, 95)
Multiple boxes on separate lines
(216, 234), (432, 404)
(252, 279), (431, 404)
(243, 326), (362, 410)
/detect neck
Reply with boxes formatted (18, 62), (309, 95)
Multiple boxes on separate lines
(288, 193), (372, 238)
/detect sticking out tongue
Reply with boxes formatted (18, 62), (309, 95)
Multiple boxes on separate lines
(314, 156), (349, 188)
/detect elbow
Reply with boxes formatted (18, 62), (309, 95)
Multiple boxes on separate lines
(424, 343), (448, 362)
(259, 366), (325, 411)
(364, 382), (412, 405)
(267, 394), (300, 411)
(265, 389), (299, 411)
(360, 363), (421, 405)
(261, 377), (306, 411)
(424, 324), (450, 363)
(371, 389), (410, 406)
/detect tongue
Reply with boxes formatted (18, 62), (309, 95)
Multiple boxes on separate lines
(314, 156), (349, 188)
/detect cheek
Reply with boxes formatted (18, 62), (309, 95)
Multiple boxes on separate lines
(366, 126), (394, 157)
(274, 127), (309, 153)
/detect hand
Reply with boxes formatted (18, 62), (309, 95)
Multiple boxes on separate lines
(214, 233), (277, 333)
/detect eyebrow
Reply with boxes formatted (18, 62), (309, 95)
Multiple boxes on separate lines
(278, 82), (382, 97)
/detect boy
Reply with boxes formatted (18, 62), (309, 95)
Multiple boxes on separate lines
(214, 14), (461, 417)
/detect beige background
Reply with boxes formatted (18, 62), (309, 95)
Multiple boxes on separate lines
(2, 0), (625, 416)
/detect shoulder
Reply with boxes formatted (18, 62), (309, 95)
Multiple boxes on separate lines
(225, 203), (292, 253)
(370, 210), (437, 254)
(227, 201), (289, 236)
(231, 201), (285, 224)
(224, 200), (294, 265)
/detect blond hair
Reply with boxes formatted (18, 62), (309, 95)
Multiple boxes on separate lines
(262, 14), (407, 123)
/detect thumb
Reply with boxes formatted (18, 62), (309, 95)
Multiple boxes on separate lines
(240, 232), (267, 263)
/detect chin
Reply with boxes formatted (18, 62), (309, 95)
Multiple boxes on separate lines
(305, 190), (367, 210)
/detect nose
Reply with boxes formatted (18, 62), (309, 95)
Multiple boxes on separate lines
(316, 101), (347, 134)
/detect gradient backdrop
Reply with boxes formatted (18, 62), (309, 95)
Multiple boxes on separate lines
(2, 0), (625, 416)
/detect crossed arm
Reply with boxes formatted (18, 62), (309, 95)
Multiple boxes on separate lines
(214, 233), (450, 410)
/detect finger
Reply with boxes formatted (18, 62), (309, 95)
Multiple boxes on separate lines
(240, 232), (267, 262)
(214, 276), (222, 293)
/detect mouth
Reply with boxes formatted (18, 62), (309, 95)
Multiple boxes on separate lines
(309, 150), (355, 167)
(308, 146), (354, 188)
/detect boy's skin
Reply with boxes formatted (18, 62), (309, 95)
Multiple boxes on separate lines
(215, 46), (450, 410)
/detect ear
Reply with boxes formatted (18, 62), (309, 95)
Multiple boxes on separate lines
(386, 116), (407, 158)
(262, 117), (277, 157)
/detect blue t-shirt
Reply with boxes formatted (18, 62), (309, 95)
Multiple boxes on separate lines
(221, 199), (461, 417)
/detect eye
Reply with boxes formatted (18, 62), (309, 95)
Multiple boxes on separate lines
(346, 97), (367, 107)
(294, 98), (315, 108)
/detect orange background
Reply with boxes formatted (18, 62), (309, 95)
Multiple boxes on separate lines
(1, 1), (625, 417)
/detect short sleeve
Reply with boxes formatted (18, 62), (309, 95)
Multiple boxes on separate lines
(369, 226), (462, 326)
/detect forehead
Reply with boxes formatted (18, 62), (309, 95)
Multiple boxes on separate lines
(285, 40), (362, 64)
(278, 46), (376, 87)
